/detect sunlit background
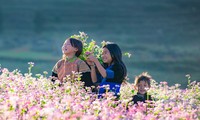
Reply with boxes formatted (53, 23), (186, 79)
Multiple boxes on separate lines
(0, 0), (200, 88)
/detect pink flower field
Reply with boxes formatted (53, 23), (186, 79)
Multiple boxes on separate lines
(0, 66), (199, 120)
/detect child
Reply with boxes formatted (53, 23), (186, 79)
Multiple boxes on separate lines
(87, 42), (127, 98)
(132, 72), (152, 104)
(51, 38), (94, 87)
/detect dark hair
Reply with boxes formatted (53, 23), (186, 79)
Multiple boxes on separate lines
(103, 43), (127, 79)
(135, 72), (152, 87)
(69, 38), (83, 57)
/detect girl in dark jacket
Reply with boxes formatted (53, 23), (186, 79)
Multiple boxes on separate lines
(87, 42), (127, 98)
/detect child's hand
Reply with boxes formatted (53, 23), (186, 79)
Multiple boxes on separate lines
(51, 76), (58, 81)
(87, 55), (98, 63)
(86, 59), (95, 66)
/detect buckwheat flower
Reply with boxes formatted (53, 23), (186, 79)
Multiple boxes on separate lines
(71, 71), (75, 75)
(85, 51), (91, 56)
(145, 114), (157, 120)
(163, 81), (168, 85)
(82, 115), (96, 120)
(28, 62), (34, 74)
(35, 74), (41, 79)
(55, 80), (61, 85)
(101, 41), (107, 47)
(190, 81), (197, 87)
(115, 84), (120, 88)
(79, 31), (87, 38)
(103, 85), (110, 90)
(9, 96), (19, 109)
(43, 71), (48, 78)
(124, 52), (132, 58)
(28, 106), (41, 117)
(43, 71), (48, 75)
(134, 111), (145, 119)
(40, 107), (55, 116)
(92, 105), (101, 111)
(28, 62), (34, 67)
(185, 74), (191, 79)
(175, 84), (181, 88)
(2, 68), (9, 73)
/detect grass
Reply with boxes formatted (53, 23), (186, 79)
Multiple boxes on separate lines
(0, 50), (58, 76)
(0, 50), (58, 61)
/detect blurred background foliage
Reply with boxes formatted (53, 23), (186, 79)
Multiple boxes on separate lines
(0, 0), (200, 88)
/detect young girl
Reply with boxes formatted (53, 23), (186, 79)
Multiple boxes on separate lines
(52, 38), (94, 87)
(132, 72), (152, 104)
(87, 42), (127, 97)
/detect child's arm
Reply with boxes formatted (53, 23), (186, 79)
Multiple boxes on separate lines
(51, 71), (58, 82)
(86, 59), (97, 83)
(51, 62), (59, 82)
(78, 60), (94, 87)
(106, 64), (124, 83)
(88, 55), (107, 78)
(90, 65), (98, 83)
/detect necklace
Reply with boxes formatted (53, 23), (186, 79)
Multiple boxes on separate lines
(65, 56), (77, 62)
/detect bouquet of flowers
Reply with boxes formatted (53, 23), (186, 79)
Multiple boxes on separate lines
(70, 32), (104, 63)
(70, 32), (131, 63)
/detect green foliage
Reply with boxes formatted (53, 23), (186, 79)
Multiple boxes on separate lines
(70, 32), (131, 63)
(70, 32), (103, 63)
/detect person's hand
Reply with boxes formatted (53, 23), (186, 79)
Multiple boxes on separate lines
(86, 59), (95, 67)
(87, 55), (98, 63)
(51, 76), (58, 81)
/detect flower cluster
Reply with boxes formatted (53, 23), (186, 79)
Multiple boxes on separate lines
(70, 32), (131, 63)
(0, 64), (199, 119)
(70, 32), (103, 63)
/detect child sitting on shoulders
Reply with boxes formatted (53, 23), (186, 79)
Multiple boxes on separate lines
(132, 72), (152, 104)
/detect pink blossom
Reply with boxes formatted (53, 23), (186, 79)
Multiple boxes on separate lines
(85, 51), (91, 56)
